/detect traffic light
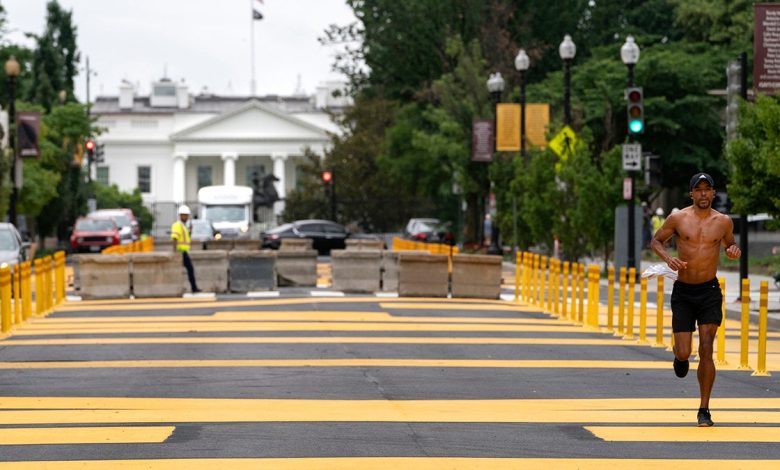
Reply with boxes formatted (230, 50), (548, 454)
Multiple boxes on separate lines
(95, 142), (105, 163)
(725, 59), (741, 141)
(644, 153), (662, 187)
(322, 170), (333, 195)
(84, 138), (95, 164)
(626, 87), (644, 135)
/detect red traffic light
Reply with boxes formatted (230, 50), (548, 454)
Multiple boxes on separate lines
(628, 90), (641, 102)
(85, 139), (96, 151)
(322, 170), (333, 183)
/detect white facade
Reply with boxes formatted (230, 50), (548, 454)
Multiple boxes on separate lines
(92, 79), (347, 212)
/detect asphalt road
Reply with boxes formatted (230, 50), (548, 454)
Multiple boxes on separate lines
(0, 293), (779, 468)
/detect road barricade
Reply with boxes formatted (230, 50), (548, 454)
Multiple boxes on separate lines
(233, 240), (260, 251)
(229, 251), (276, 292)
(153, 239), (175, 252)
(78, 254), (131, 299)
(277, 250), (317, 287)
(206, 239), (235, 251)
(332, 249), (382, 293)
(186, 250), (229, 293)
(451, 254), (502, 299)
(345, 239), (384, 250)
(130, 252), (183, 298)
(280, 238), (313, 251)
(398, 253), (449, 297)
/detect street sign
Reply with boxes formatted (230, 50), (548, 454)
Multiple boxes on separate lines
(622, 143), (642, 171)
(471, 119), (494, 162)
(549, 126), (577, 159)
(623, 177), (632, 200)
(496, 103), (520, 151)
(17, 111), (41, 158)
(754, 3), (780, 95)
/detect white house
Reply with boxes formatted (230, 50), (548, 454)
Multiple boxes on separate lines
(91, 78), (349, 233)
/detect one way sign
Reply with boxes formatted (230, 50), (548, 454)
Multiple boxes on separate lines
(622, 143), (642, 171)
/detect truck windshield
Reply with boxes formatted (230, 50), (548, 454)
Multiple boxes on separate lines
(204, 205), (246, 222)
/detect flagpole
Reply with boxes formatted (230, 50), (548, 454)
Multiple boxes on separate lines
(250, 0), (256, 96)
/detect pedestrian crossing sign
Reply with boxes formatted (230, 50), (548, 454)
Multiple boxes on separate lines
(549, 126), (577, 159)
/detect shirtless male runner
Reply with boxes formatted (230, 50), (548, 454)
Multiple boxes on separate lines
(650, 173), (741, 427)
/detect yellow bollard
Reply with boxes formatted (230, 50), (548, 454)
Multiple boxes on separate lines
(539, 256), (548, 310)
(514, 252), (521, 303)
(21, 261), (32, 321)
(616, 266), (626, 336)
(752, 281), (771, 377)
(624, 267), (636, 340)
(577, 263), (585, 324)
(34, 259), (44, 316)
(546, 259), (554, 313)
(552, 259), (560, 316)
(0, 265), (10, 334)
(638, 276), (648, 344)
(524, 253), (531, 301)
(561, 261), (570, 319)
(571, 263), (580, 323)
(54, 251), (66, 305)
(44, 256), (53, 314)
(716, 277), (728, 365)
(606, 266), (615, 333)
(13, 265), (21, 325)
(532, 254), (539, 305)
(738, 278), (751, 370)
(587, 265), (600, 329)
(653, 276), (666, 348)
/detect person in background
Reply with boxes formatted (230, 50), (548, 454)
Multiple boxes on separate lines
(171, 205), (200, 293)
(651, 207), (665, 234)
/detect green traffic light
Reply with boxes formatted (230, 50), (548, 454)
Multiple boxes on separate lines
(629, 119), (644, 133)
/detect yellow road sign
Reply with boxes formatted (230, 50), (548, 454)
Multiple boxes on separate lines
(549, 125), (577, 159)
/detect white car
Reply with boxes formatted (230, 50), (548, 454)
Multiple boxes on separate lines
(88, 209), (136, 244)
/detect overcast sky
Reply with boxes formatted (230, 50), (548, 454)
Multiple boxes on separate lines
(2, 0), (358, 100)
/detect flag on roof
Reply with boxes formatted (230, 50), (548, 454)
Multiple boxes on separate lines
(253, 0), (264, 20)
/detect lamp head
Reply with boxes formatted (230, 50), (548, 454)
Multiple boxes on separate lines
(4, 55), (20, 78)
(486, 72), (505, 93)
(514, 49), (530, 72)
(559, 35), (576, 60)
(620, 35), (640, 65)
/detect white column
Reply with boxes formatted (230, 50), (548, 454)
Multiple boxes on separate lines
(172, 152), (188, 203)
(221, 152), (238, 186)
(272, 152), (288, 214)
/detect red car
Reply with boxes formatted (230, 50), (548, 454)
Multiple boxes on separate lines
(70, 217), (120, 253)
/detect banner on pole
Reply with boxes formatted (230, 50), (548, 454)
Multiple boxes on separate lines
(471, 119), (494, 162)
(496, 103), (520, 151)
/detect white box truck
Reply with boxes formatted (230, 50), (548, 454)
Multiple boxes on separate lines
(197, 185), (254, 239)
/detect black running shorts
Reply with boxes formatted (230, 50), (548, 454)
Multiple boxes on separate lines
(671, 278), (723, 333)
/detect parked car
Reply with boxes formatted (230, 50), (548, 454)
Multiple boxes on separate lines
(70, 217), (121, 253)
(190, 219), (222, 242)
(404, 218), (454, 244)
(89, 208), (138, 242)
(261, 219), (350, 254)
(0, 223), (30, 265)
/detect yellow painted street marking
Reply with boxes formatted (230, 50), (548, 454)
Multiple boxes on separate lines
(32, 311), (566, 325)
(0, 397), (778, 426)
(12, 322), (588, 335)
(0, 359), (687, 369)
(0, 426), (174, 445)
(381, 303), (543, 312)
(0, 337), (629, 346)
(586, 426), (780, 442)
(53, 296), (518, 312)
(1, 458), (780, 470)
(67, 297), (217, 305)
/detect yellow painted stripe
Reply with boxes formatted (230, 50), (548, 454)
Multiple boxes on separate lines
(12, 322), (588, 335)
(0, 397), (778, 425)
(54, 297), (521, 312)
(37, 311), (564, 325)
(0, 359), (731, 370)
(0, 426), (174, 445)
(0, 337), (630, 346)
(1, 459), (780, 470)
(586, 426), (780, 442)
(381, 303), (540, 312)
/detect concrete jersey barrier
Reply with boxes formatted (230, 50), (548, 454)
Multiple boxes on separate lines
(186, 250), (229, 293)
(451, 254), (502, 299)
(332, 249), (382, 293)
(280, 238), (313, 251)
(398, 253), (449, 297)
(77, 254), (131, 299)
(345, 239), (384, 250)
(229, 250), (276, 292)
(276, 250), (317, 287)
(130, 252), (184, 298)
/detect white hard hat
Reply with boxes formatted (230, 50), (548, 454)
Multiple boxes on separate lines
(655, 207), (664, 216)
(177, 205), (191, 216)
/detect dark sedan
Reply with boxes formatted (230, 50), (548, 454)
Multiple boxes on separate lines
(261, 219), (349, 254)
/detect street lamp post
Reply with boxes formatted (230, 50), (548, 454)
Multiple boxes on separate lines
(486, 72), (505, 256)
(5, 56), (20, 227)
(514, 49), (530, 157)
(559, 35), (576, 125)
(621, 35), (640, 273)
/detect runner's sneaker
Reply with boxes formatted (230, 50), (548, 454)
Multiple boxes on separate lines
(673, 358), (689, 378)
(697, 409), (714, 427)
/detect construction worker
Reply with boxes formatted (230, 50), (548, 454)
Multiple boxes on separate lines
(171, 205), (200, 293)
(651, 207), (665, 234)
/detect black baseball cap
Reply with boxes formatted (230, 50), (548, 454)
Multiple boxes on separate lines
(689, 172), (715, 191)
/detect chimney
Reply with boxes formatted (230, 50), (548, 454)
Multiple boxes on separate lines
(177, 80), (189, 109)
